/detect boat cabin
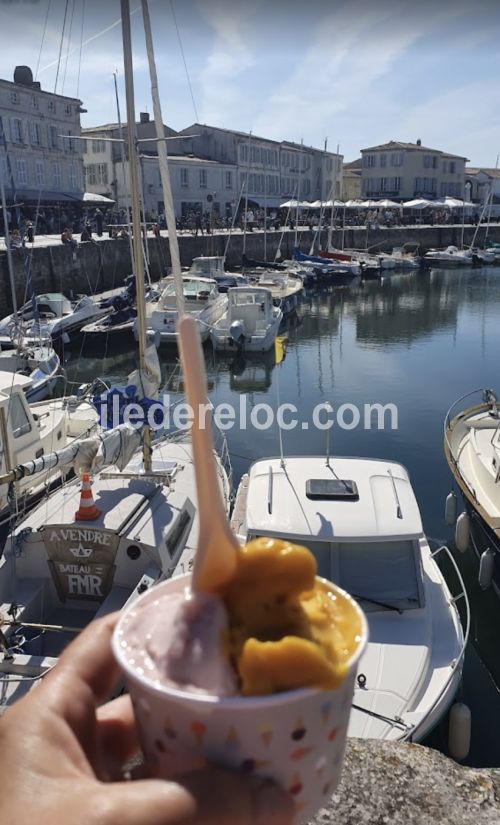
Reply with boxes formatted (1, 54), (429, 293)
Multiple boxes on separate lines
(189, 256), (226, 279)
(158, 277), (219, 310)
(242, 456), (426, 613)
(227, 287), (275, 332)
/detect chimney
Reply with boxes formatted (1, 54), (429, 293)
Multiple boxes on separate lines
(139, 112), (150, 124)
(416, 139), (422, 146)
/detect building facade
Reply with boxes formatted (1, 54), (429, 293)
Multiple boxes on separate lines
(360, 140), (468, 201)
(342, 159), (362, 200)
(83, 114), (238, 217)
(465, 167), (500, 205)
(175, 124), (343, 207)
(83, 117), (343, 217)
(0, 66), (85, 206)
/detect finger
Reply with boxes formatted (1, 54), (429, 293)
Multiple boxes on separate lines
(96, 695), (141, 778)
(42, 613), (121, 711)
(101, 768), (294, 825)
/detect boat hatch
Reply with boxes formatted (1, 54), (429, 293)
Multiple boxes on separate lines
(306, 479), (359, 500)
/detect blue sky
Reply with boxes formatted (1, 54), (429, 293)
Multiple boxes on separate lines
(1, 0), (500, 164)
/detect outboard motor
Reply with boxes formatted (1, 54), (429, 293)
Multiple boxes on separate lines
(229, 319), (245, 349)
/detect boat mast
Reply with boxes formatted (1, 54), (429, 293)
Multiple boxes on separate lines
(0, 156), (18, 324)
(242, 130), (252, 255)
(141, 0), (184, 316)
(120, 0), (152, 471)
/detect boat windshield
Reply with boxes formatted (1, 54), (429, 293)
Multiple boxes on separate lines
(161, 280), (214, 300)
(335, 540), (422, 611)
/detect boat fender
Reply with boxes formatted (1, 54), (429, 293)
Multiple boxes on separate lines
(146, 329), (161, 349)
(479, 548), (495, 590)
(61, 332), (70, 345)
(455, 511), (470, 553)
(445, 491), (457, 525)
(448, 702), (471, 761)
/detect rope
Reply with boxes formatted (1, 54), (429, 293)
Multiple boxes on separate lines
(170, 0), (199, 122)
(35, 0), (52, 80)
(76, 0), (86, 97)
(54, 0), (70, 94)
(61, 0), (76, 96)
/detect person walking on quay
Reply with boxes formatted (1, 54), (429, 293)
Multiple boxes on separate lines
(95, 208), (104, 237)
(195, 211), (204, 236)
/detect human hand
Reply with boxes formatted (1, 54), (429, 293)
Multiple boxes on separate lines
(0, 613), (293, 825)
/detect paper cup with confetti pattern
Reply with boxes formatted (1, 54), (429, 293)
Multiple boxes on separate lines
(113, 574), (367, 824)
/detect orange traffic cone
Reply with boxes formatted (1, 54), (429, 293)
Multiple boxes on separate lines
(75, 473), (101, 521)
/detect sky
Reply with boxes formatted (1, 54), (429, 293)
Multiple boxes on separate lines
(1, 0), (500, 165)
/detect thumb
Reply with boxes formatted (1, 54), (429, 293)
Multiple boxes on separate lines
(102, 769), (294, 825)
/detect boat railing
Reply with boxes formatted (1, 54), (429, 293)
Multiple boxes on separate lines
(404, 541), (470, 743)
(443, 387), (490, 455)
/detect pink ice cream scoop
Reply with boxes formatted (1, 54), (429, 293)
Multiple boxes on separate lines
(122, 589), (238, 696)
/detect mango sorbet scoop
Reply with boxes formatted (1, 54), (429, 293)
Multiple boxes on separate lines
(218, 537), (363, 696)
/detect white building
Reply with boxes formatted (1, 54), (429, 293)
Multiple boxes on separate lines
(0, 65), (85, 207)
(176, 124), (343, 206)
(360, 140), (468, 201)
(465, 167), (500, 207)
(83, 114), (238, 218)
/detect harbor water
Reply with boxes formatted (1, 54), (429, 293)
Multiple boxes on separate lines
(64, 264), (500, 767)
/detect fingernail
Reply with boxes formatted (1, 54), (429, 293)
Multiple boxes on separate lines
(253, 778), (294, 824)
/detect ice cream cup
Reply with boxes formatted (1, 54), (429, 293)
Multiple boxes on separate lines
(112, 573), (368, 824)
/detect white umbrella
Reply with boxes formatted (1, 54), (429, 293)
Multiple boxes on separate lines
(402, 198), (433, 209)
(345, 199), (369, 208)
(375, 199), (401, 208)
(360, 199), (383, 208)
(279, 199), (310, 209)
(441, 196), (474, 209)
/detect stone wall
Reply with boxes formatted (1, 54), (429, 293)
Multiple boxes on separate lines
(309, 739), (500, 825)
(1, 223), (500, 316)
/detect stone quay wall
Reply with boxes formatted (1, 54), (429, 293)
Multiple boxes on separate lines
(1, 223), (500, 316)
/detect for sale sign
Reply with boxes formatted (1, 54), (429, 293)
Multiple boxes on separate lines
(42, 526), (120, 602)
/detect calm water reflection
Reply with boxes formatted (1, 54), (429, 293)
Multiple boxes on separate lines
(65, 265), (500, 766)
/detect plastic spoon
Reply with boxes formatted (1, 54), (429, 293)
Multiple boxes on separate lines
(177, 316), (240, 592)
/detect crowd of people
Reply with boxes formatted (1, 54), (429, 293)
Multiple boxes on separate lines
(1, 202), (490, 253)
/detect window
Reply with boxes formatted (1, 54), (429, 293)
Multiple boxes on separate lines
(64, 104), (72, 116)
(48, 100), (56, 114)
(390, 152), (403, 166)
(52, 161), (61, 187)
(180, 167), (188, 188)
(29, 121), (42, 146)
(31, 95), (39, 110)
(239, 144), (248, 163)
(86, 164), (96, 185)
(423, 155), (431, 168)
(92, 138), (106, 153)
(432, 156), (438, 169)
(10, 118), (23, 144)
(35, 160), (45, 186)
(199, 169), (207, 188)
(225, 170), (232, 189)
(392, 177), (401, 191)
(10, 91), (19, 105)
(363, 154), (376, 168)
(15, 158), (27, 186)
(97, 163), (108, 184)
(49, 125), (59, 149)
(449, 161), (456, 173)
(337, 540), (421, 611)
(8, 394), (31, 439)
(380, 154), (387, 167)
(69, 163), (78, 190)
(379, 177), (388, 191)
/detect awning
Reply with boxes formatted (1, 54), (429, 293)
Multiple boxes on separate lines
(402, 198), (434, 209)
(83, 192), (116, 204)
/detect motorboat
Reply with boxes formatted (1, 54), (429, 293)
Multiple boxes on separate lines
(188, 256), (248, 293)
(444, 389), (500, 594)
(293, 248), (361, 277)
(251, 270), (303, 315)
(0, 431), (232, 708)
(231, 455), (468, 742)
(0, 371), (98, 532)
(0, 293), (109, 346)
(423, 246), (472, 266)
(0, 344), (60, 402)
(142, 276), (227, 344)
(386, 246), (421, 270)
(211, 286), (283, 353)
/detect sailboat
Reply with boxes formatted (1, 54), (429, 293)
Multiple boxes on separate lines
(0, 0), (232, 708)
(0, 174), (61, 402)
